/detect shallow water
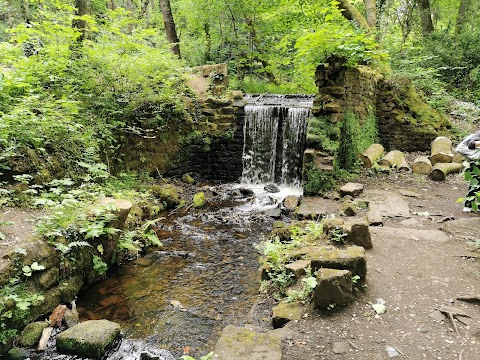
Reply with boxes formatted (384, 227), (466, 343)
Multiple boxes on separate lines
(72, 197), (276, 359)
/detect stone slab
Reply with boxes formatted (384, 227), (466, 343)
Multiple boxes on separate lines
(366, 190), (411, 218)
(296, 197), (338, 220)
(309, 245), (367, 279)
(213, 325), (282, 360)
(441, 218), (480, 239)
(339, 183), (364, 197)
(371, 227), (450, 243)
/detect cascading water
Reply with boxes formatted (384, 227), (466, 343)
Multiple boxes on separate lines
(241, 95), (312, 188)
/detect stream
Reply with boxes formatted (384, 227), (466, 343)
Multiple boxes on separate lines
(32, 186), (294, 360)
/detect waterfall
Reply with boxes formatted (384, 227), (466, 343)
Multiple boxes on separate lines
(241, 95), (311, 188)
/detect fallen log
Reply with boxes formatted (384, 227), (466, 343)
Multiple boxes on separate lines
(429, 162), (463, 181)
(431, 136), (453, 165)
(412, 156), (433, 175)
(378, 150), (410, 171)
(358, 144), (384, 168)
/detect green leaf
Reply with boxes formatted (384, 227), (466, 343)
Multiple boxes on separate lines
(30, 262), (45, 271)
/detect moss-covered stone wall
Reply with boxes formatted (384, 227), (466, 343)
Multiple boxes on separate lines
(312, 57), (452, 152)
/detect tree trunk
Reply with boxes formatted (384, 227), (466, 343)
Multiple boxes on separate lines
(363, 0), (377, 29)
(456, 0), (471, 34)
(358, 144), (384, 168)
(417, 0), (434, 35)
(378, 150), (410, 171)
(159, 0), (181, 58)
(412, 156), (433, 175)
(430, 136), (453, 165)
(336, 0), (371, 32)
(73, 0), (90, 41)
(429, 163), (463, 181)
(107, 1), (116, 10)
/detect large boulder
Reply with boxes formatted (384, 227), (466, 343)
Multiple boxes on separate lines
(56, 320), (121, 359)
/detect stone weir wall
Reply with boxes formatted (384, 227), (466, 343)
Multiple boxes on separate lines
(312, 57), (452, 152)
(165, 95), (246, 182)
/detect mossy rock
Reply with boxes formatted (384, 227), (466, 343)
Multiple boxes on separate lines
(56, 320), (121, 359)
(19, 321), (49, 348)
(182, 173), (195, 184)
(6, 347), (30, 360)
(193, 192), (207, 208)
(148, 184), (181, 208)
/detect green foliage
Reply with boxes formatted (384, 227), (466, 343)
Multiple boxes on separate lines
(329, 226), (347, 244)
(0, 4), (189, 179)
(286, 273), (318, 303)
(303, 164), (336, 196)
(462, 160), (480, 212)
(337, 112), (377, 171)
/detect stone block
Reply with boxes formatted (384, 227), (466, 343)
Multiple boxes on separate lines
(323, 102), (342, 113)
(313, 268), (353, 309)
(344, 219), (373, 249)
(56, 320), (121, 359)
(339, 183), (364, 197)
(285, 259), (311, 279)
(272, 301), (304, 328)
(310, 245), (367, 279)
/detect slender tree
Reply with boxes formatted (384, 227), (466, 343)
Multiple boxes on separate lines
(364, 0), (377, 29)
(159, 0), (181, 58)
(73, 0), (90, 41)
(455, 0), (471, 34)
(417, 0), (434, 34)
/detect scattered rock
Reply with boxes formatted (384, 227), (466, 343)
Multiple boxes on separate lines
(283, 195), (299, 213)
(56, 320), (121, 358)
(264, 184), (280, 193)
(386, 345), (401, 358)
(19, 321), (49, 348)
(313, 268), (353, 309)
(333, 341), (350, 354)
(339, 183), (364, 197)
(272, 301), (303, 328)
(213, 325), (282, 360)
(367, 210), (383, 226)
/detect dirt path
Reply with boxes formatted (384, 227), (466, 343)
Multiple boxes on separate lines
(282, 172), (480, 360)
